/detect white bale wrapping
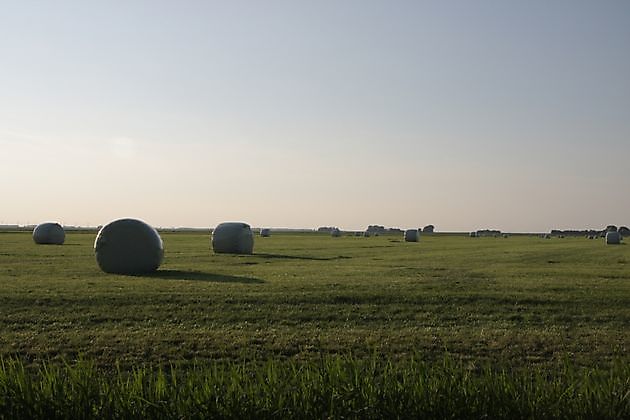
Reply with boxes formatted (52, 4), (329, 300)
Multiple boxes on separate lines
(606, 231), (621, 245)
(94, 218), (164, 274)
(404, 229), (420, 242)
(33, 223), (65, 245)
(260, 228), (271, 237)
(212, 222), (254, 254)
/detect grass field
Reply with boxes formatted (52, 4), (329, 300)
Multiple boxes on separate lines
(0, 231), (628, 417)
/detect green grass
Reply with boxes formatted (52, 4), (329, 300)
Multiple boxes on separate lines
(0, 231), (628, 417)
(0, 354), (627, 419)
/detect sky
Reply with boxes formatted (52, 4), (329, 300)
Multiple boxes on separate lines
(1, 0), (629, 232)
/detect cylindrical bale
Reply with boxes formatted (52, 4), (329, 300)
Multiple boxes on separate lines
(404, 229), (420, 242)
(606, 231), (621, 245)
(212, 222), (254, 254)
(33, 222), (65, 245)
(94, 218), (164, 274)
(331, 228), (341, 237)
(260, 228), (271, 237)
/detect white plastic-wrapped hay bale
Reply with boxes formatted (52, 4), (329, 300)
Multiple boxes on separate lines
(260, 228), (271, 237)
(331, 228), (341, 237)
(94, 218), (163, 274)
(404, 229), (420, 242)
(33, 222), (65, 245)
(606, 231), (621, 245)
(212, 222), (254, 254)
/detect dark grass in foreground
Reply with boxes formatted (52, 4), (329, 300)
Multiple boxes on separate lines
(1, 355), (628, 420)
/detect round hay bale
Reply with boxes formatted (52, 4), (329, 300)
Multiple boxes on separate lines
(331, 228), (341, 237)
(33, 222), (65, 245)
(606, 231), (621, 245)
(260, 228), (271, 237)
(212, 222), (254, 254)
(94, 219), (163, 274)
(404, 229), (420, 242)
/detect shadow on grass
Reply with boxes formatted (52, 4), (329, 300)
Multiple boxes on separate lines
(141, 270), (264, 284)
(255, 253), (351, 261)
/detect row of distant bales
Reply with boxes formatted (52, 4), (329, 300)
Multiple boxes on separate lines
(30, 219), (625, 275)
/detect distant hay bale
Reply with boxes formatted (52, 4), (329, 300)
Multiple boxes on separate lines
(606, 231), (621, 245)
(331, 228), (341, 237)
(33, 222), (65, 245)
(469, 232), (477, 238)
(94, 218), (164, 274)
(404, 229), (420, 242)
(260, 228), (271, 237)
(212, 222), (254, 254)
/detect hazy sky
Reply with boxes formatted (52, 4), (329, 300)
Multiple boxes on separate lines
(1, 1), (629, 232)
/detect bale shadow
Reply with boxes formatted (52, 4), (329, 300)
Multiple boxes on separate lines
(141, 270), (264, 283)
(255, 253), (351, 261)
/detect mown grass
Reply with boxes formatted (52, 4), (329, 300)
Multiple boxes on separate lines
(0, 231), (628, 417)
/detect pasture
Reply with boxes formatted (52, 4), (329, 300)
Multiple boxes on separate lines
(0, 231), (628, 418)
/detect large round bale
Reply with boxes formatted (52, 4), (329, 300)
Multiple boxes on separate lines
(606, 231), (621, 245)
(260, 228), (271, 237)
(331, 228), (341, 237)
(94, 219), (164, 274)
(404, 229), (420, 242)
(212, 222), (254, 254)
(33, 222), (65, 245)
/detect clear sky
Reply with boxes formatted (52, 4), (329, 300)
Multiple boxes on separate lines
(1, 1), (629, 232)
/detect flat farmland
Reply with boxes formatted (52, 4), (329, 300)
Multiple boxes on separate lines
(0, 231), (627, 367)
(0, 231), (628, 418)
